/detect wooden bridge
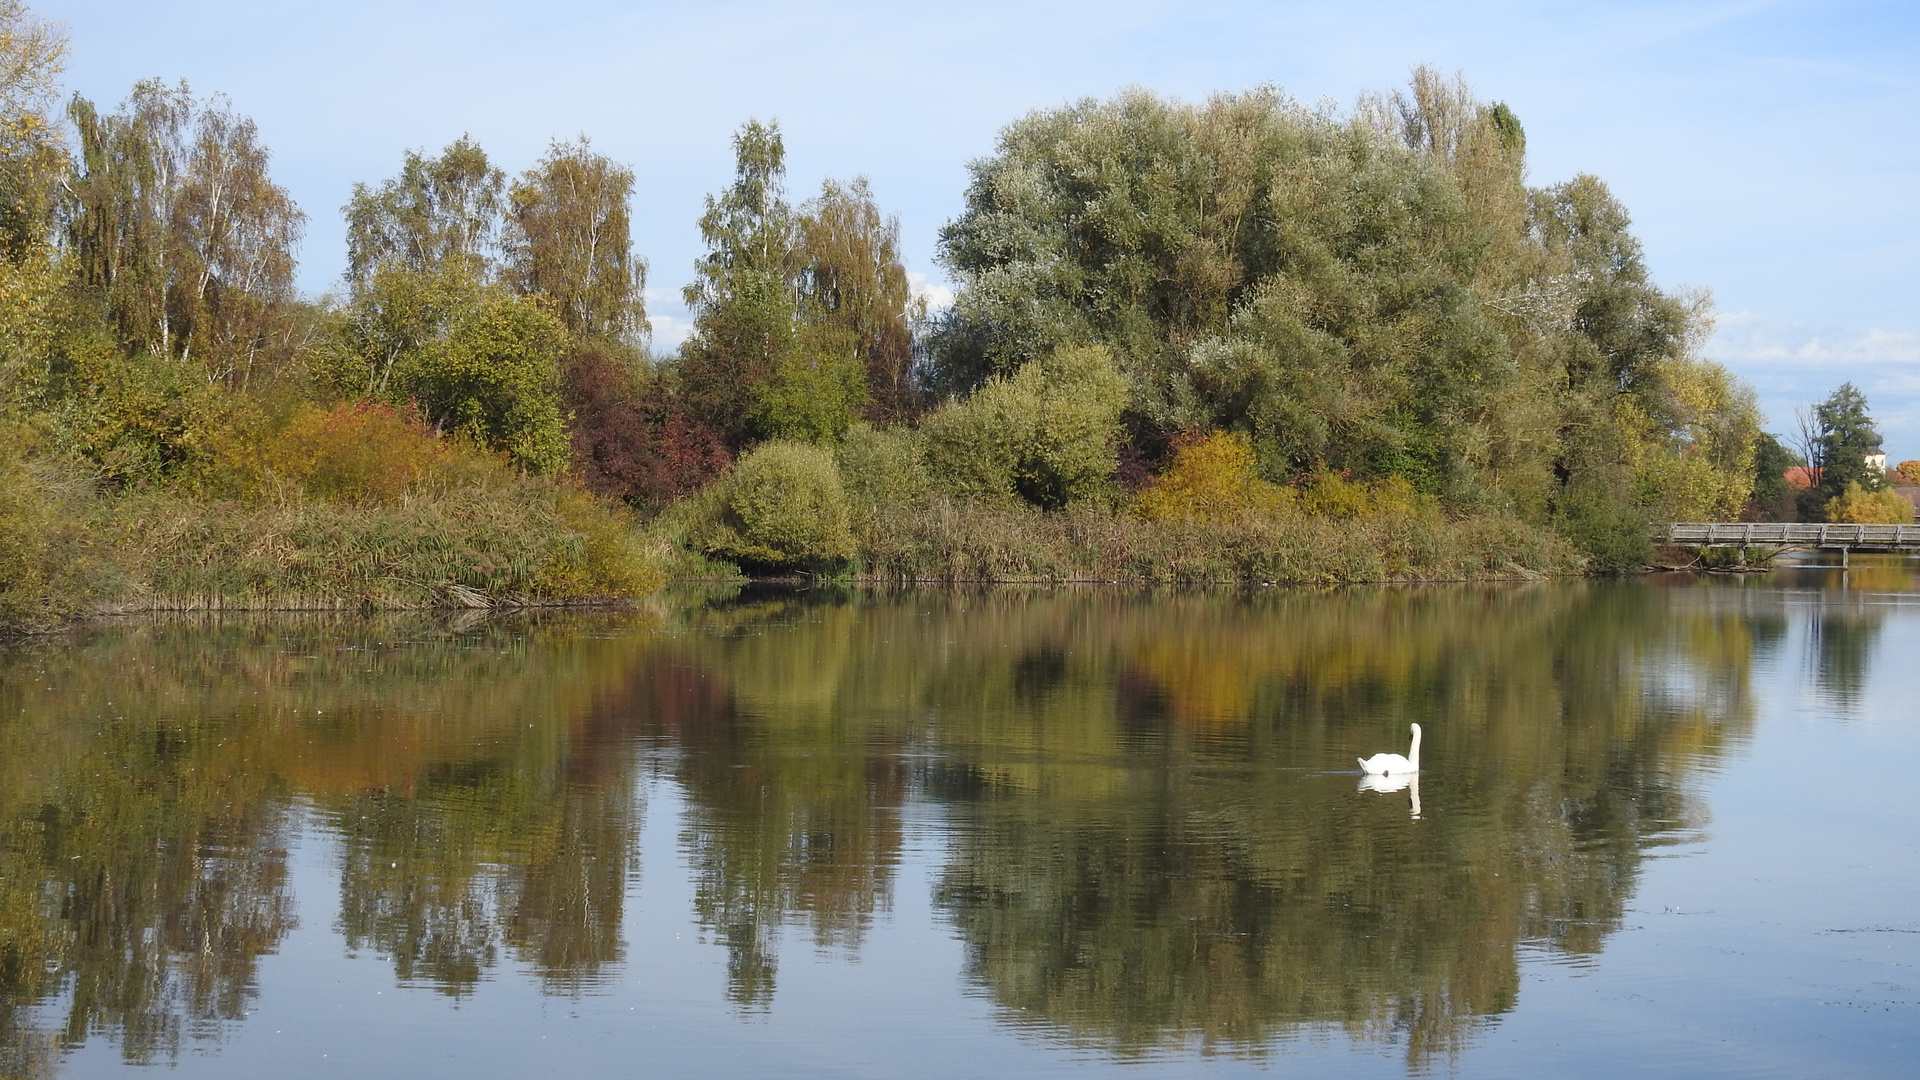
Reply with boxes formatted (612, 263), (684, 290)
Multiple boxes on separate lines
(1656, 522), (1920, 566)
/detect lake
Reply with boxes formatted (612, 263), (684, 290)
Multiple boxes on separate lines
(2, 563), (1916, 1078)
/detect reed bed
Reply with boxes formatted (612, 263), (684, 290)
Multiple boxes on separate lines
(846, 498), (1580, 585)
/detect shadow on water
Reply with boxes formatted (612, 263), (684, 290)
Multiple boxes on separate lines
(0, 580), (1889, 1072)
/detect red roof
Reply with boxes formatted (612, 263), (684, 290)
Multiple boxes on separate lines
(1783, 466), (1818, 488)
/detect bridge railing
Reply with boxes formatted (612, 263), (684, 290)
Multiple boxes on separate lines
(1655, 522), (1920, 547)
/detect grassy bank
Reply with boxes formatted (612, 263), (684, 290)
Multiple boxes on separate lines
(1, 428), (1580, 637)
(0, 446), (664, 632)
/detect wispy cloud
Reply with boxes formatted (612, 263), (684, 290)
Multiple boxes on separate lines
(1709, 313), (1920, 455)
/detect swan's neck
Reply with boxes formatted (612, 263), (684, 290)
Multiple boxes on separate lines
(1409, 725), (1422, 769)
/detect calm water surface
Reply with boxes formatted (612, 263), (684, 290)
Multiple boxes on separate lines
(2, 564), (1917, 1078)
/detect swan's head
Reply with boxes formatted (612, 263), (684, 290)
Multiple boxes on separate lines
(1411, 722), (1421, 736)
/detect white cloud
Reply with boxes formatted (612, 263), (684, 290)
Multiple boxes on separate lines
(647, 312), (694, 352)
(1711, 312), (1920, 368)
(642, 287), (695, 353)
(1707, 313), (1920, 458)
(908, 271), (955, 313)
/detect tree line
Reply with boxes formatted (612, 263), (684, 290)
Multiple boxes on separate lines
(1, 0), (1888, 605)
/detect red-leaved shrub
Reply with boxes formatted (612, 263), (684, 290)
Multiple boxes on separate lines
(564, 348), (730, 513)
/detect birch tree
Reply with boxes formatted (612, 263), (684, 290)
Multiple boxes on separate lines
(505, 138), (648, 345)
(64, 80), (302, 382)
(344, 136), (502, 289)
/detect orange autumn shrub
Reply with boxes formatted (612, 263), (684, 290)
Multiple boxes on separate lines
(262, 400), (458, 505)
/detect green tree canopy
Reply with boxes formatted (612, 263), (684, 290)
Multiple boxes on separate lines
(932, 71), (1756, 560)
(1804, 382), (1882, 498)
(676, 121), (900, 448)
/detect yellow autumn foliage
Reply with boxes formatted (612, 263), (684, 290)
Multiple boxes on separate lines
(1827, 481), (1913, 524)
(1133, 432), (1287, 523)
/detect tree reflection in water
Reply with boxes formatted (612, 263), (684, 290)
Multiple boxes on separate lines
(0, 582), (1874, 1071)
(654, 585), (1763, 1063)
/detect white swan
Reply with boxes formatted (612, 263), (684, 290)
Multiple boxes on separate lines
(1358, 722), (1421, 776)
(1358, 771), (1422, 819)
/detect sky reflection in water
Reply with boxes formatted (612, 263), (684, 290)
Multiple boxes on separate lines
(1, 567), (1916, 1078)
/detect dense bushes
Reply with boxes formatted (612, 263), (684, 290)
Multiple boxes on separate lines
(0, 396), (663, 626)
(256, 401), (454, 504)
(1133, 432), (1285, 523)
(662, 410), (1579, 584)
(921, 344), (1128, 508)
(561, 346), (729, 512)
(692, 440), (855, 569)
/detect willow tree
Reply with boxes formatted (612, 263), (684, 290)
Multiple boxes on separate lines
(505, 138), (648, 346)
(933, 71), (1757, 564)
(798, 177), (920, 421)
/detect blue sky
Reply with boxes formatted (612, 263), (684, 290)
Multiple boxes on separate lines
(37, 0), (1920, 455)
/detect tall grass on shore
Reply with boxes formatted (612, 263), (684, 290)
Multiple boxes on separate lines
(0, 439), (119, 627)
(0, 411), (664, 631)
(98, 482), (661, 612)
(843, 496), (1578, 585)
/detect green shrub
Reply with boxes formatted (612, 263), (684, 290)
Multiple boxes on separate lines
(837, 422), (932, 546)
(697, 440), (855, 568)
(38, 331), (237, 485)
(331, 271), (571, 475)
(1550, 477), (1650, 572)
(922, 344), (1128, 509)
(411, 293), (571, 474)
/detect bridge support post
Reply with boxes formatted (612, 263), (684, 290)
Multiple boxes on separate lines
(1842, 546), (1850, 569)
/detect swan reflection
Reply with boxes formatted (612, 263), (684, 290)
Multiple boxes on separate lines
(1359, 770), (1422, 818)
